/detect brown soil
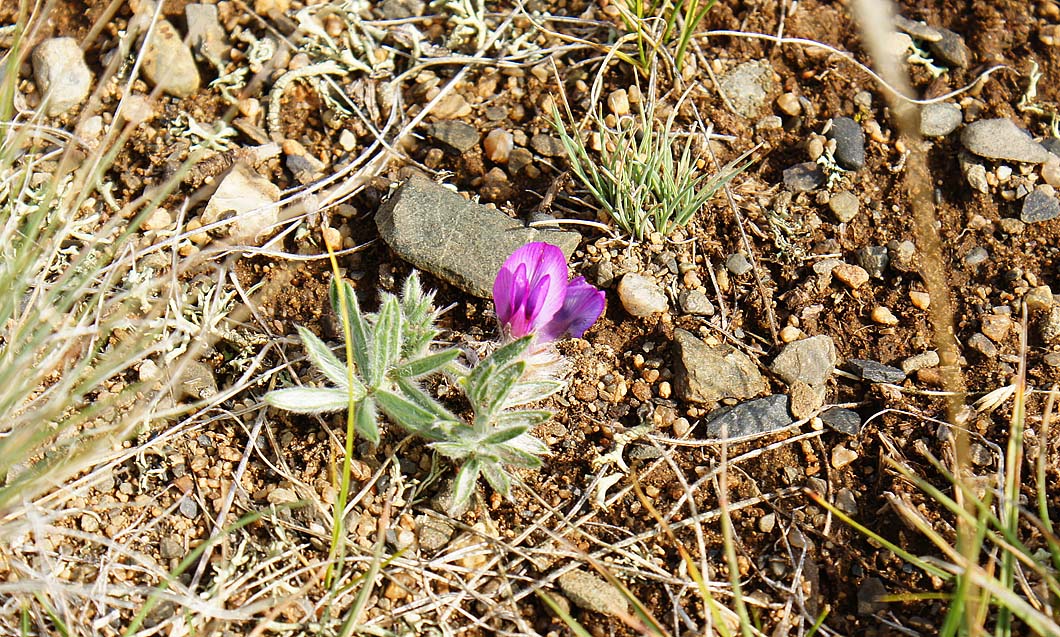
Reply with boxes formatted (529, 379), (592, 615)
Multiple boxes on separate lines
(4, 0), (1060, 635)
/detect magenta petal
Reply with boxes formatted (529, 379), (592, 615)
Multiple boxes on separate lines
(493, 242), (569, 337)
(540, 276), (606, 341)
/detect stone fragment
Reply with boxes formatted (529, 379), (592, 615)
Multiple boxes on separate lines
(617, 273), (668, 317)
(829, 190), (860, 222)
(961, 119), (1051, 164)
(141, 19), (201, 97)
(672, 329), (766, 404)
(855, 245), (889, 278)
(186, 3), (227, 69)
(835, 487), (858, 514)
(789, 381), (825, 420)
(967, 332), (998, 357)
(928, 27), (971, 68)
(32, 38), (93, 116)
(894, 14), (943, 41)
(1022, 189), (1060, 223)
(980, 314), (1012, 342)
(483, 128), (513, 163)
(718, 61), (775, 118)
(827, 117), (866, 170)
(770, 335), (836, 387)
(783, 162), (825, 192)
(1025, 285), (1054, 311)
(909, 290), (931, 310)
(871, 306), (899, 326)
(964, 246), (989, 266)
(831, 445), (858, 470)
(557, 569), (629, 618)
(820, 407), (863, 436)
(919, 102), (962, 137)
(429, 121), (480, 153)
(704, 395), (793, 439)
(776, 92), (801, 116)
(846, 359), (906, 384)
(1040, 306), (1060, 343)
(678, 289), (714, 316)
(416, 514), (455, 552)
(607, 89), (630, 116)
(725, 252), (753, 275)
(432, 92), (471, 118)
(530, 133), (566, 157)
(375, 175), (579, 297)
(200, 164), (281, 245)
(832, 263), (870, 289)
(901, 351), (940, 374)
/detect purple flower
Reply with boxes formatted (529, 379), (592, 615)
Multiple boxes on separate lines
(493, 242), (605, 341)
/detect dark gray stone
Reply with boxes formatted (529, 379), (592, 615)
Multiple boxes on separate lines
(530, 133), (566, 157)
(846, 359), (906, 384)
(429, 121), (480, 153)
(375, 175), (580, 298)
(828, 117), (866, 170)
(770, 335), (837, 387)
(820, 407), (863, 436)
(704, 395), (793, 439)
(1021, 189), (1060, 223)
(1042, 137), (1060, 158)
(673, 329), (766, 404)
(858, 578), (888, 615)
(854, 246), (889, 279)
(967, 332), (998, 357)
(928, 27), (970, 68)
(961, 119), (1051, 164)
(783, 162), (826, 192)
(718, 61), (775, 118)
(919, 102), (962, 137)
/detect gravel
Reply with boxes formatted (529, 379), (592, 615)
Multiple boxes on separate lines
(783, 162), (826, 192)
(845, 358), (906, 384)
(820, 407), (863, 436)
(429, 121), (481, 152)
(828, 190), (860, 222)
(200, 163), (281, 245)
(718, 60), (775, 118)
(140, 19), (201, 97)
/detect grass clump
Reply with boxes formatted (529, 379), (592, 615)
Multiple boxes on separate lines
(552, 81), (751, 242)
(614, 0), (717, 75)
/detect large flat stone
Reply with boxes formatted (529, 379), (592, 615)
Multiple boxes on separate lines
(375, 175), (580, 298)
(673, 329), (766, 404)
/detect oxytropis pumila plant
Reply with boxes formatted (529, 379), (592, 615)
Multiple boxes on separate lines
(265, 242), (604, 509)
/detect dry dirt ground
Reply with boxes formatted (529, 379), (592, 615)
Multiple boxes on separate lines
(3, 0), (1060, 635)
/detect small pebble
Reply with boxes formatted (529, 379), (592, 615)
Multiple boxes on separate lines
(617, 273), (668, 317)
(776, 92), (801, 116)
(919, 102), (963, 137)
(871, 306), (899, 326)
(855, 245), (889, 279)
(832, 263), (870, 289)
(678, 289), (715, 316)
(827, 116), (866, 170)
(608, 89), (630, 116)
(965, 246), (989, 266)
(783, 162), (826, 192)
(1022, 189), (1060, 224)
(909, 290), (931, 310)
(1042, 159), (1060, 188)
(980, 314), (1012, 342)
(143, 208), (172, 231)
(829, 191), (860, 223)
(725, 252), (753, 276)
(758, 512), (776, 533)
(967, 332), (998, 357)
(779, 325), (804, 343)
(483, 129), (514, 163)
(901, 351), (940, 374)
(831, 446), (859, 470)
(1025, 285), (1054, 311)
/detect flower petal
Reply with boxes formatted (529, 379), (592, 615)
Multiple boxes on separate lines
(493, 242), (569, 337)
(540, 276), (606, 341)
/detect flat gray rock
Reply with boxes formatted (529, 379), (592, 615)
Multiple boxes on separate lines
(704, 395), (792, 439)
(186, 3), (227, 69)
(770, 335), (836, 387)
(960, 119), (1051, 164)
(429, 121), (480, 153)
(828, 117), (866, 170)
(919, 102), (962, 137)
(846, 358), (906, 384)
(783, 162), (825, 192)
(820, 407), (863, 436)
(718, 61), (775, 118)
(673, 329), (766, 404)
(375, 175), (580, 298)
(32, 38), (92, 116)
(928, 27), (970, 68)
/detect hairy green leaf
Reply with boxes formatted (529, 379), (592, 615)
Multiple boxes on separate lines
(480, 461), (512, 498)
(494, 409), (552, 429)
(294, 325), (350, 389)
(395, 377), (459, 422)
(329, 278), (372, 383)
(451, 459), (480, 512)
(355, 395), (380, 444)
(394, 348), (459, 379)
(368, 294), (401, 386)
(264, 387), (353, 413)
(375, 389), (444, 439)
(479, 361), (526, 421)
(482, 424), (530, 445)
